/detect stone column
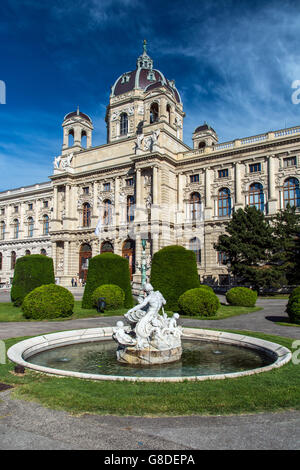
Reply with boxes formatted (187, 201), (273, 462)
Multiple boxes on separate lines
(177, 172), (185, 224)
(135, 168), (142, 222)
(204, 167), (213, 220)
(114, 177), (120, 226)
(268, 155), (278, 214)
(63, 241), (69, 276)
(235, 162), (243, 208)
(53, 186), (58, 220)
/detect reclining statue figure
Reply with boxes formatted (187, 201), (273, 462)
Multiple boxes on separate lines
(112, 283), (182, 359)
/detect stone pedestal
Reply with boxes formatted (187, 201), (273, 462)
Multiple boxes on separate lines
(116, 345), (182, 365)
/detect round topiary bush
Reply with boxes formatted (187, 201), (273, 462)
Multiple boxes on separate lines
(286, 296), (300, 324)
(82, 253), (133, 309)
(22, 284), (74, 320)
(178, 288), (220, 317)
(91, 284), (125, 310)
(226, 287), (257, 307)
(286, 290), (300, 324)
(199, 285), (214, 293)
(289, 286), (300, 300)
(150, 245), (200, 311)
(11, 254), (55, 307)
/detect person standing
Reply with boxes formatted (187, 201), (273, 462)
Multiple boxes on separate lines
(71, 277), (74, 287)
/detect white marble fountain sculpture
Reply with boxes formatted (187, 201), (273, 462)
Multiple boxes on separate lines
(112, 283), (183, 364)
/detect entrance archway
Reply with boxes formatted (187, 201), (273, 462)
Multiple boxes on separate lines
(122, 239), (135, 279)
(100, 241), (114, 254)
(79, 243), (92, 282)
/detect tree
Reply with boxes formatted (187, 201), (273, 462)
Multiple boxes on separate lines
(271, 205), (300, 285)
(214, 206), (282, 290)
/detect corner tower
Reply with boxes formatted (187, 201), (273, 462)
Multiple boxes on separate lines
(62, 107), (93, 154)
(105, 41), (185, 143)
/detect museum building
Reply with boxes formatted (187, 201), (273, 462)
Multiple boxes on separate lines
(0, 43), (300, 289)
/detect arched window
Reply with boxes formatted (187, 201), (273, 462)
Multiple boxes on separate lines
(189, 237), (201, 264)
(13, 219), (19, 239)
(284, 177), (300, 208)
(166, 104), (171, 124)
(249, 183), (264, 212)
(190, 192), (201, 220)
(218, 188), (231, 217)
(101, 241), (114, 253)
(25, 249), (31, 256)
(150, 102), (159, 123)
(82, 203), (91, 227)
(0, 252), (2, 270)
(81, 130), (87, 148)
(127, 195), (135, 222)
(120, 113), (128, 136)
(11, 251), (16, 270)
(0, 221), (5, 240)
(43, 215), (49, 235)
(68, 129), (74, 147)
(28, 217), (34, 237)
(103, 199), (112, 225)
(40, 248), (47, 256)
(198, 141), (206, 149)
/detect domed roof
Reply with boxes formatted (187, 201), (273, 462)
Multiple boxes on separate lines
(111, 41), (182, 104)
(64, 108), (92, 123)
(194, 122), (216, 134)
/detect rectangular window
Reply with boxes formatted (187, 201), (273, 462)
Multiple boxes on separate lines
(218, 169), (228, 178)
(218, 252), (228, 265)
(28, 203), (33, 210)
(0, 208), (5, 215)
(283, 156), (296, 167)
(82, 187), (89, 195)
(126, 178), (134, 186)
(14, 206), (18, 213)
(103, 183), (111, 192)
(249, 163), (261, 173)
(43, 201), (48, 208)
(190, 174), (199, 183)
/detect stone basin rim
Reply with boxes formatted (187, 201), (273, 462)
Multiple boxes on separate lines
(6, 327), (292, 383)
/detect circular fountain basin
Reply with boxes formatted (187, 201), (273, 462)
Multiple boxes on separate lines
(7, 327), (291, 382)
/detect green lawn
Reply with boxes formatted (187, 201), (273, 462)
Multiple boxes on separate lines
(0, 301), (261, 322)
(0, 331), (299, 416)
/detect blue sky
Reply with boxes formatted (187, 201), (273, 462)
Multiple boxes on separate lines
(1, 0), (300, 190)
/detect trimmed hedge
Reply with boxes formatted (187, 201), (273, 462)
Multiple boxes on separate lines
(226, 287), (257, 307)
(91, 284), (125, 310)
(178, 288), (220, 317)
(82, 253), (133, 309)
(22, 284), (74, 320)
(286, 287), (300, 324)
(150, 245), (200, 311)
(199, 285), (214, 293)
(11, 255), (55, 307)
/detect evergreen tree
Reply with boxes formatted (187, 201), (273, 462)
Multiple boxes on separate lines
(214, 206), (282, 290)
(271, 205), (300, 285)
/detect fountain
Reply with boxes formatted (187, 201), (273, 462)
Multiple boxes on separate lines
(112, 283), (182, 365)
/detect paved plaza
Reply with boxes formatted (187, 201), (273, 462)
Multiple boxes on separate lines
(0, 291), (299, 450)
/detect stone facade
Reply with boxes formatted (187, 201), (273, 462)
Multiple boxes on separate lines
(0, 44), (300, 288)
